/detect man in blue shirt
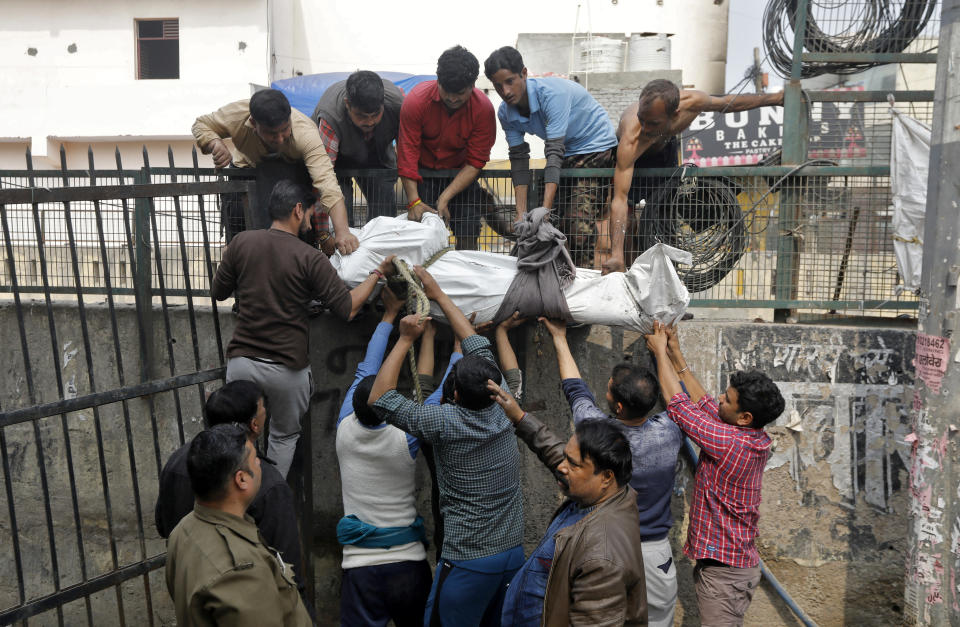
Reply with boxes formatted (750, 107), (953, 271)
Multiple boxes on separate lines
(484, 46), (618, 268)
(539, 317), (683, 627)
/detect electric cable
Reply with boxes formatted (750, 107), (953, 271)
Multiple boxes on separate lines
(762, 0), (938, 79)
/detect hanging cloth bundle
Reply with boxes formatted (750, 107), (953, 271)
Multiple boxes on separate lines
(494, 207), (575, 324)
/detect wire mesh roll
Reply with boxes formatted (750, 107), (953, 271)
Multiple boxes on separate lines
(763, 0), (938, 79)
(636, 177), (747, 293)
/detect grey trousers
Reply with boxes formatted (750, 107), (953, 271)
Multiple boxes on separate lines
(693, 560), (761, 627)
(641, 537), (678, 627)
(226, 356), (312, 478)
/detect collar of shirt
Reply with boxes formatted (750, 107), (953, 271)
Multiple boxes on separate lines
(192, 503), (259, 544)
(504, 78), (543, 123)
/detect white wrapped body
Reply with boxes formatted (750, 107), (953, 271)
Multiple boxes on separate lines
(329, 214), (691, 333)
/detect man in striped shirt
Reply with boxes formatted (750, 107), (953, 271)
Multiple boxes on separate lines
(645, 321), (785, 626)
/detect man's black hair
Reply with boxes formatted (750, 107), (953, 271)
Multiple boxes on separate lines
(352, 374), (382, 427)
(730, 370), (785, 429)
(483, 46), (524, 80)
(453, 354), (502, 410)
(575, 419), (632, 487)
(249, 89), (292, 128)
(267, 179), (313, 221)
(205, 380), (263, 430)
(436, 45), (480, 93)
(609, 363), (659, 420)
(346, 71), (386, 114)
(441, 362), (457, 404)
(187, 423), (250, 502)
(638, 79), (681, 117)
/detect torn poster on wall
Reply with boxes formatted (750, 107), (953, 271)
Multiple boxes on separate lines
(915, 333), (950, 394)
(718, 326), (914, 511)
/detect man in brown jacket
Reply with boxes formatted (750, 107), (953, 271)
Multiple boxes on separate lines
(165, 423), (312, 626)
(489, 382), (648, 626)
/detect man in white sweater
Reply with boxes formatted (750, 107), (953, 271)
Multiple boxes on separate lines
(335, 288), (432, 626)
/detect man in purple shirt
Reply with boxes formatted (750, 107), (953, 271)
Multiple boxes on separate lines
(540, 317), (683, 627)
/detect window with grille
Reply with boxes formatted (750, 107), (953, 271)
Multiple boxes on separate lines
(136, 19), (179, 79)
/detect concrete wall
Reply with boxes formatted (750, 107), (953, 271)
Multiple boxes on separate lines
(0, 302), (914, 625)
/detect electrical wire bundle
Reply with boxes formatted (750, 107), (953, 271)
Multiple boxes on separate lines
(636, 176), (748, 293)
(762, 0), (939, 78)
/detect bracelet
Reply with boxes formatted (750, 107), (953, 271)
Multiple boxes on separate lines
(677, 365), (690, 376)
(369, 269), (384, 280)
(407, 198), (422, 210)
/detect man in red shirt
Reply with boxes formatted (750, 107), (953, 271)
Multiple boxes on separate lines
(397, 45), (496, 251)
(645, 321), (785, 626)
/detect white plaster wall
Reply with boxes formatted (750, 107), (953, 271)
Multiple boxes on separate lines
(0, 0), (270, 166)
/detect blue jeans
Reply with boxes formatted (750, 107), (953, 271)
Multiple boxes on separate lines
(424, 546), (525, 627)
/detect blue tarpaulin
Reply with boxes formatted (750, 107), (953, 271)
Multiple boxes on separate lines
(271, 71), (435, 117)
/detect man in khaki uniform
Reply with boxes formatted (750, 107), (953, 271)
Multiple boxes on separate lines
(193, 88), (360, 254)
(165, 423), (312, 626)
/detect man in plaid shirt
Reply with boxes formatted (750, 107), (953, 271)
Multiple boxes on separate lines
(368, 266), (523, 626)
(645, 321), (785, 626)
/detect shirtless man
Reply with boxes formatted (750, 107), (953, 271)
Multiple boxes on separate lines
(603, 79), (783, 274)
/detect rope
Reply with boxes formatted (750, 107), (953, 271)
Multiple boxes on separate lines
(388, 248), (454, 403)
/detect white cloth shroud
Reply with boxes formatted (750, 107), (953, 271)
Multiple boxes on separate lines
(329, 214), (691, 332)
(889, 107), (930, 294)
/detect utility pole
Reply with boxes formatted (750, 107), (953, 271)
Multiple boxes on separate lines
(753, 46), (764, 93)
(904, 1), (960, 624)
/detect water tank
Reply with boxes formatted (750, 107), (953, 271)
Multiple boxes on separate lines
(627, 33), (671, 71)
(578, 36), (625, 73)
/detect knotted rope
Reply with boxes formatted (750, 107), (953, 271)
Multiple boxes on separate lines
(386, 248), (453, 403)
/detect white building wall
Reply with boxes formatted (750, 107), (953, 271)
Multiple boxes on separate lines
(0, 0), (270, 168)
(281, 0), (728, 92)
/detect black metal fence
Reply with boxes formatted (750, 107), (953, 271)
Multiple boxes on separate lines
(0, 89), (931, 622)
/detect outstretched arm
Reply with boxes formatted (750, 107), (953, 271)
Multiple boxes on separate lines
(645, 321), (683, 404)
(664, 323), (706, 403)
(368, 314), (429, 404)
(435, 165), (482, 224)
(488, 380), (566, 471)
(685, 89), (784, 114)
(346, 255), (396, 319)
(539, 317), (581, 380)
(414, 265), (475, 341)
(603, 142), (636, 275)
(338, 289), (405, 424)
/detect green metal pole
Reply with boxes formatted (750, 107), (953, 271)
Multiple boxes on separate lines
(774, 0), (810, 322)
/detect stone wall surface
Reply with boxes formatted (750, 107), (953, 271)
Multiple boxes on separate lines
(0, 302), (914, 625)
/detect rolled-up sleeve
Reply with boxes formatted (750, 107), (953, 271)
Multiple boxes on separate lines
(192, 104), (240, 153)
(465, 94), (496, 170)
(372, 390), (446, 443)
(397, 96), (425, 181)
(293, 111), (344, 210)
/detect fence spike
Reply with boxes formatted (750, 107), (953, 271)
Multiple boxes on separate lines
(88, 145), (96, 174)
(25, 145), (32, 170)
(59, 144), (67, 172)
(191, 145), (199, 170)
(167, 145), (176, 169)
(142, 145), (151, 171)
